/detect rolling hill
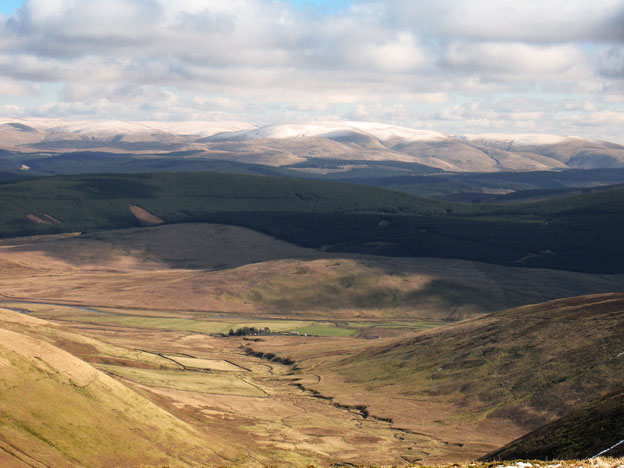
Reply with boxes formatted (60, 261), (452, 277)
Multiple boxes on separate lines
(342, 292), (624, 422)
(1, 224), (623, 320)
(351, 169), (624, 200)
(0, 171), (623, 273)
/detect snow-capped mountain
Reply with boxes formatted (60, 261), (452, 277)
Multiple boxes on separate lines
(207, 121), (448, 143)
(1, 117), (624, 172)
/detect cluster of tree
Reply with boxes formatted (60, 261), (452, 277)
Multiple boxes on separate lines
(228, 327), (271, 336)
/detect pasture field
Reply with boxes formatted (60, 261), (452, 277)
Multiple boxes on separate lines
(294, 324), (358, 337)
(97, 364), (265, 396)
(0, 299), (448, 338)
(163, 355), (246, 371)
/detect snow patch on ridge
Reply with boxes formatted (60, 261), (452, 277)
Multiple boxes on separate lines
(464, 133), (576, 146)
(208, 121), (449, 143)
(0, 117), (257, 138)
(139, 120), (257, 137)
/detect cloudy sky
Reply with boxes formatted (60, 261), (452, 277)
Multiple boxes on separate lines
(0, 0), (623, 141)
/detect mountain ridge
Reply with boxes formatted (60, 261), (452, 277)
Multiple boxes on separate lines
(2, 117), (624, 172)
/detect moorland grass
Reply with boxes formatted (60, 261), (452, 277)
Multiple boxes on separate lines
(96, 364), (266, 396)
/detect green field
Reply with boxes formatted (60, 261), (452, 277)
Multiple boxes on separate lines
(295, 324), (358, 337)
(164, 355), (245, 371)
(35, 309), (444, 337)
(97, 364), (266, 396)
(65, 313), (314, 334)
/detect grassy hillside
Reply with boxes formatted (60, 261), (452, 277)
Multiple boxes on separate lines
(482, 388), (624, 461)
(2, 224), (623, 321)
(0, 150), (298, 178)
(0, 309), (227, 468)
(342, 293), (624, 423)
(1, 172), (623, 272)
(248, 293), (624, 458)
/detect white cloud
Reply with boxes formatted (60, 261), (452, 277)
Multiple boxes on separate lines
(364, 32), (429, 72)
(444, 42), (587, 76)
(386, 0), (624, 43)
(0, 0), (622, 141)
(0, 77), (37, 95)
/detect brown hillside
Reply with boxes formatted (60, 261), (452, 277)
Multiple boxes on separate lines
(248, 293), (624, 461)
(0, 309), (227, 468)
(0, 224), (623, 320)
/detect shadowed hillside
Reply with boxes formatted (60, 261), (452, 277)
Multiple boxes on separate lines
(481, 388), (624, 461)
(1, 172), (624, 272)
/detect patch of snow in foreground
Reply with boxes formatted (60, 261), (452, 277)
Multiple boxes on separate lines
(495, 462), (534, 468)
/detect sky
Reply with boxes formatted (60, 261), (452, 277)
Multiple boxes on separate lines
(0, 0), (623, 141)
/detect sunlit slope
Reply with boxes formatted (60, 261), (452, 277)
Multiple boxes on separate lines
(482, 388), (624, 461)
(340, 293), (624, 426)
(0, 223), (314, 271)
(0, 309), (226, 468)
(236, 293), (623, 460)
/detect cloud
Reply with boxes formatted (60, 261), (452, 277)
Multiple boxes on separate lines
(0, 0), (622, 142)
(0, 76), (38, 95)
(443, 42), (587, 76)
(385, 0), (624, 43)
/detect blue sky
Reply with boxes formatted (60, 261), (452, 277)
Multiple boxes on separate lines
(0, 0), (24, 15)
(0, 0), (352, 15)
(0, 0), (623, 142)
(290, 0), (353, 12)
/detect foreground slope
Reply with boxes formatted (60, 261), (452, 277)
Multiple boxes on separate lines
(0, 308), (227, 468)
(482, 388), (624, 461)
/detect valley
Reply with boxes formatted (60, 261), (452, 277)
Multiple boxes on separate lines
(0, 221), (622, 467)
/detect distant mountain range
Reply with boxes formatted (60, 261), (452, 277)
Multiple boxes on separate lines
(2, 117), (624, 173)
